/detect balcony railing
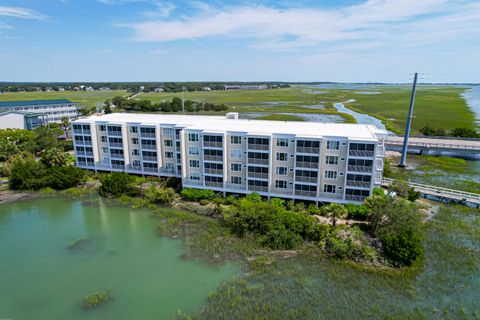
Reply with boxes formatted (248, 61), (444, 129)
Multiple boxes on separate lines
(345, 194), (367, 202)
(111, 164), (125, 170)
(347, 165), (373, 173)
(248, 185), (268, 192)
(77, 161), (93, 167)
(141, 144), (156, 150)
(294, 190), (317, 197)
(296, 147), (320, 154)
(140, 132), (156, 138)
(247, 172), (269, 179)
(107, 131), (122, 137)
(247, 158), (269, 166)
(296, 161), (318, 169)
(142, 156), (157, 162)
(204, 155), (223, 162)
(127, 165), (142, 171)
(204, 168), (223, 175)
(205, 181), (224, 188)
(204, 141), (223, 148)
(110, 154), (124, 159)
(349, 150), (374, 157)
(225, 183), (246, 190)
(109, 142), (123, 148)
(346, 180), (371, 188)
(295, 176), (318, 183)
(76, 151), (94, 157)
(183, 179), (203, 186)
(159, 168), (177, 175)
(143, 167), (159, 173)
(248, 143), (269, 151)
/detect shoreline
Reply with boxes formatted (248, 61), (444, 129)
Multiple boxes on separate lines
(0, 190), (42, 205)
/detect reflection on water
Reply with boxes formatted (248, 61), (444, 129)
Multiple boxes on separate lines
(462, 85), (480, 127)
(333, 102), (386, 130)
(240, 112), (344, 123)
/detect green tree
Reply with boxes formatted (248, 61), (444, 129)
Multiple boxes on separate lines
(40, 147), (67, 167)
(322, 203), (348, 227)
(144, 186), (175, 204)
(61, 116), (70, 138)
(99, 172), (136, 197)
(104, 104), (112, 114)
(8, 155), (49, 190)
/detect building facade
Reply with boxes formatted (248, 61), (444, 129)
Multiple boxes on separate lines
(0, 99), (79, 124)
(0, 111), (47, 130)
(72, 113), (388, 204)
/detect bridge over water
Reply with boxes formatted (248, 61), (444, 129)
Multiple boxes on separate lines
(382, 178), (480, 208)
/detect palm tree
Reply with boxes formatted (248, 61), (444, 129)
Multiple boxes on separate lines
(61, 116), (70, 139)
(323, 203), (348, 227)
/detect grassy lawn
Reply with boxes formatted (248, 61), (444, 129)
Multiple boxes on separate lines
(0, 90), (128, 110)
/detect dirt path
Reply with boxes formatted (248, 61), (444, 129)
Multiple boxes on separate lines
(0, 190), (40, 205)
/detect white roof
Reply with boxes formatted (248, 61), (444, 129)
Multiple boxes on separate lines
(74, 113), (387, 141)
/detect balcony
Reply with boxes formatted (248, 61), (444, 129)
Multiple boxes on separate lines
(204, 155), (223, 162)
(109, 142), (123, 148)
(143, 167), (159, 173)
(347, 165), (373, 173)
(205, 181), (224, 188)
(107, 131), (122, 137)
(127, 165), (142, 171)
(225, 183), (246, 190)
(346, 180), (371, 188)
(142, 156), (157, 162)
(345, 194), (367, 202)
(204, 141), (223, 148)
(111, 164), (125, 170)
(349, 150), (374, 157)
(294, 190), (317, 198)
(141, 144), (156, 150)
(248, 185), (268, 193)
(295, 176), (318, 183)
(140, 132), (156, 138)
(247, 158), (269, 166)
(77, 161), (93, 167)
(110, 154), (124, 160)
(296, 146), (320, 154)
(247, 172), (269, 180)
(204, 168), (223, 175)
(248, 143), (269, 151)
(296, 161), (318, 169)
(183, 179), (203, 186)
(159, 168), (176, 175)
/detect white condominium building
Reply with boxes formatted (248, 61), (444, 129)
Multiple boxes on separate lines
(0, 99), (79, 124)
(72, 112), (388, 204)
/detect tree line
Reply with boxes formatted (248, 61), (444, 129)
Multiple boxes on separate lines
(420, 123), (479, 138)
(106, 96), (228, 113)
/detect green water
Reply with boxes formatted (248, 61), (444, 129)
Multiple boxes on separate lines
(0, 197), (238, 320)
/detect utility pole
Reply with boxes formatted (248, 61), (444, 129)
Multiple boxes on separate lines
(399, 72), (418, 167)
(181, 87), (185, 115)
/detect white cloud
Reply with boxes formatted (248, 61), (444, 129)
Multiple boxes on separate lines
(120, 0), (480, 55)
(143, 2), (175, 18)
(0, 21), (13, 29)
(0, 6), (47, 20)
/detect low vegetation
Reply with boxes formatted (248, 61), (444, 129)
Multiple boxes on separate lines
(82, 290), (112, 309)
(420, 123), (479, 138)
(106, 96), (228, 113)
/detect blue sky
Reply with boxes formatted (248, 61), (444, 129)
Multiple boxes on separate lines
(0, 0), (479, 82)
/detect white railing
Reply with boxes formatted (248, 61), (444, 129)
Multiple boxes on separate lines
(349, 150), (374, 157)
(248, 143), (269, 151)
(345, 194), (367, 202)
(296, 161), (318, 169)
(295, 176), (318, 183)
(346, 180), (371, 188)
(347, 165), (373, 173)
(247, 158), (269, 165)
(296, 147), (320, 154)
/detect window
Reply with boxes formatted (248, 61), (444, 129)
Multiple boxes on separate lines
(190, 173), (200, 181)
(189, 160), (200, 168)
(189, 147), (199, 155)
(231, 136), (242, 144)
(102, 147), (108, 153)
(164, 139), (173, 147)
(231, 163), (242, 172)
(231, 149), (242, 159)
(131, 138), (138, 145)
(129, 126), (138, 133)
(165, 151), (174, 158)
(163, 128), (173, 135)
(275, 180), (287, 189)
(101, 136), (107, 143)
(276, 152), (288, 161)
(99, 125), (106, 132)
(132, 160), (141, 167)
(325, 155), (338, 165)
(323, 184), (336, 193)
(324, 170), (338, 179)
(327, 141), (340, 150)
(188, 133), (199, 141)
(231, 176), (242, 184)
(132, 149), (139, 156)
(276, 167), (288, 175)
(165, 162), (175, 170)
(276, 138), (289, 147)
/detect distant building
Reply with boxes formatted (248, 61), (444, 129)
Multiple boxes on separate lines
(58, 87), (65, 92)
(202, 87), (212, 91)
(224, 84), (268, 91)
(153, 87), (164, 93)
(85, 86), (94, 92)
(99, 87), (111, 91)
(0, 99), (79, 123)
(0, 111), (47, 130)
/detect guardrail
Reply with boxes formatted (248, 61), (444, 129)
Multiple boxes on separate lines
(385, 138), (480, 150)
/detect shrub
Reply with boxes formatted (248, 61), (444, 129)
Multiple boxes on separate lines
(381, 227), (423, 266)
(99, 172), (136, 197)
(262, 226), (303, 250)
(180, 188), (215, 201)
(48, 166), (85, 190)
(144, 185), (175, 204)
(325, 227), (371, 260)
(199, 199), (210, 206)
(345, 204), (370, 220)
(9, 155), (49, 190)
(83, 291), (112, 309)
(307, 204), (321, 215)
